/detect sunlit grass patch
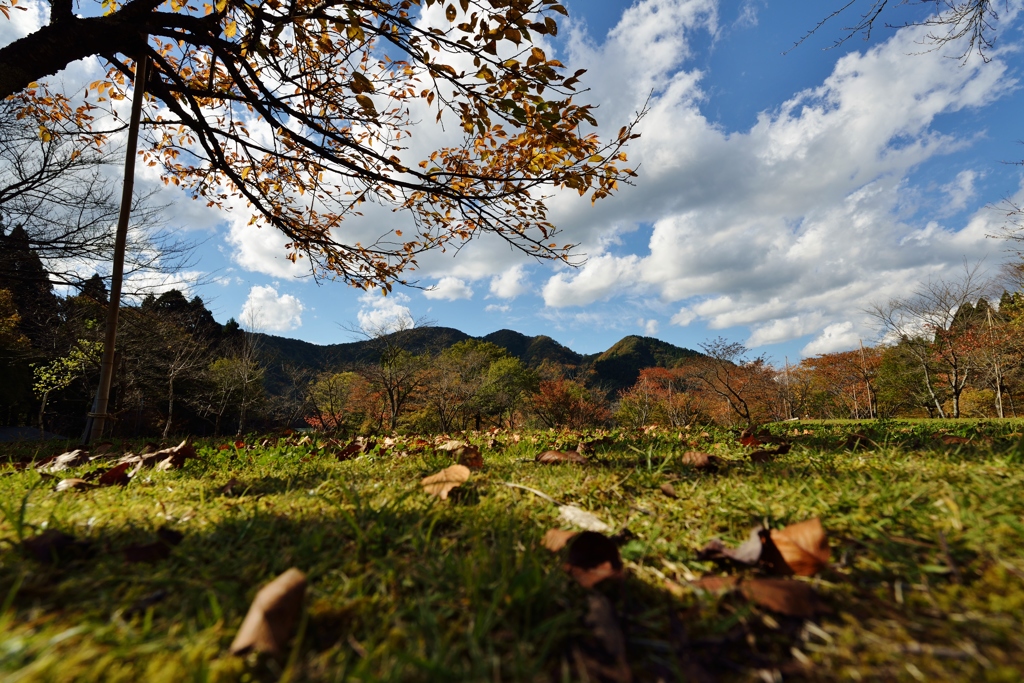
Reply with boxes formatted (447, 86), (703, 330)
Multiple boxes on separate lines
(2, 424), (1023, 681)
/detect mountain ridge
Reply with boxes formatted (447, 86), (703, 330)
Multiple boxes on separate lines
(255, 327), (702, 393)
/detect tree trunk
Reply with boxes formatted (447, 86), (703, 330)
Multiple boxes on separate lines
(38, 389), (50, 438)
(922, 364), (946, 419)
(163, 376), (174, 439)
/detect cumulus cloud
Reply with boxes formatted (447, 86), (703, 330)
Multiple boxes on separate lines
(941, 170), (979, 214)
(533, 0), (1016, 353)
(240, 285), (305, 331)
(802, 322), (862, 356)
(423, 276), (473, 301)
(489, 265), (528, 299)
(357, 291), (414, 334)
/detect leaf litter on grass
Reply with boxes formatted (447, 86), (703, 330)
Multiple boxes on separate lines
(3, 421), (1024, 681)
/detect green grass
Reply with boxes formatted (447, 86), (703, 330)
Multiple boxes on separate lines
(2, 422), (1024, 681)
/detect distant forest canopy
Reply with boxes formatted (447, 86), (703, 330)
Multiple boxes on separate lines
(3, 232), (1024, 438)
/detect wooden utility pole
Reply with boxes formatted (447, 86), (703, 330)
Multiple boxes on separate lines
(84, 55), (149, 443)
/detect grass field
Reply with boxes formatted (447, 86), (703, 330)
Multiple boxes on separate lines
(2, 421), (1024, 682)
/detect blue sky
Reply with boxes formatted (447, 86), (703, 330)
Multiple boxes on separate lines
(4, 0), (1024, 361)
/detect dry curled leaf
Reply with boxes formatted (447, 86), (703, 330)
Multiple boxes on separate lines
(454, 445), (483, 469)
(334, 440), (362, 461)
(558, 505), (611, 532)
(768, 518), (830, 577)
(697, 527), (764, 567)
(565, 531), (624, 589)
(37, 449), (88, 472)
(155, 440), (197, 470)
(698, 519), (829, 577)
(749, 442), (791, 464)
(420, 464), (471, 500)
(230, 568), (307, 656)
(681, 451), (722, 471)
(96, 462), (131, 486)
(536, 450), (587, 464)
(55, 477), (94, 492)
(543, 529), (577, 552)
(693, 575), (820, 618)
(660, 482), (678, 498)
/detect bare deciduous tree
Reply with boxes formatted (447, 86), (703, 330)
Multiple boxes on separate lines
(868, 262), (993, 418)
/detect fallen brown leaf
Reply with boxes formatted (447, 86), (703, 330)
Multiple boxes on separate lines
(536, 450), (587, 464)
(55, 478), (94, 492)
(749, 442), (791, 463)
(565, 531), (624, 589)
(37, 449), (88, 473)
(697, 527), (764, 567)
(155, 440), (197, 470)
(96, 462), (132, 486)
(230, 568), (307, 656)
(743, 578), (820, 617)
(558, 505), (611, 532)
(542, 529), (577, 552)
(660, 482), (678, 498)
(334, 441), (362, 461)
(697, 518), (830, 577)
(693, 575), (820, 618)
(420, 464), (471, 500)
(454, 445), (483, 469)
(681, 451), (722, 470)
(768, 518), (830, 577)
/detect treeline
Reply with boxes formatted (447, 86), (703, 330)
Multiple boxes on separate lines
(4, 226), (1024, 437)
(618, 292), (1024, 426)
(0, 227), (274, 438)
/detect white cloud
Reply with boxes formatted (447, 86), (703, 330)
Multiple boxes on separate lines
(532, 3), (1017, 354)
(802, 322), (862, 356)
(489, 265), (528, 299)
(671, 307), (697, 327)
(940, 170), (979, 214)
(423, 276), (473, 301)
(543, 254), (641, 307)
(486, 304), (510, 313)
(641, 318), (660, 336)
(240, 285), (305, 332)
(357, 291), (414, 334)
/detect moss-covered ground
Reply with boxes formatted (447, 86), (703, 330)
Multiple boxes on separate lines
(2, 420), (1023, 682)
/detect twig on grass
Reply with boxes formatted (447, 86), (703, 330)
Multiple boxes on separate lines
(937, 531), (962, 584)
(500, 482), (559, 505)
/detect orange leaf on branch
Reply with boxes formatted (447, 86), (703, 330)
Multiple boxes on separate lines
(0, 0), (643, 290)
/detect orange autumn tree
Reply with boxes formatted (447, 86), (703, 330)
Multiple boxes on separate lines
(799, 346), (881, 420)
(0, 0), (639, 287)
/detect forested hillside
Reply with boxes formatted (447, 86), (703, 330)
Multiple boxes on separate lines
(6, 216), (1024, 441)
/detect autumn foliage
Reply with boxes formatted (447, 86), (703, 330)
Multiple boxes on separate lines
(0, 0), (640, 288)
